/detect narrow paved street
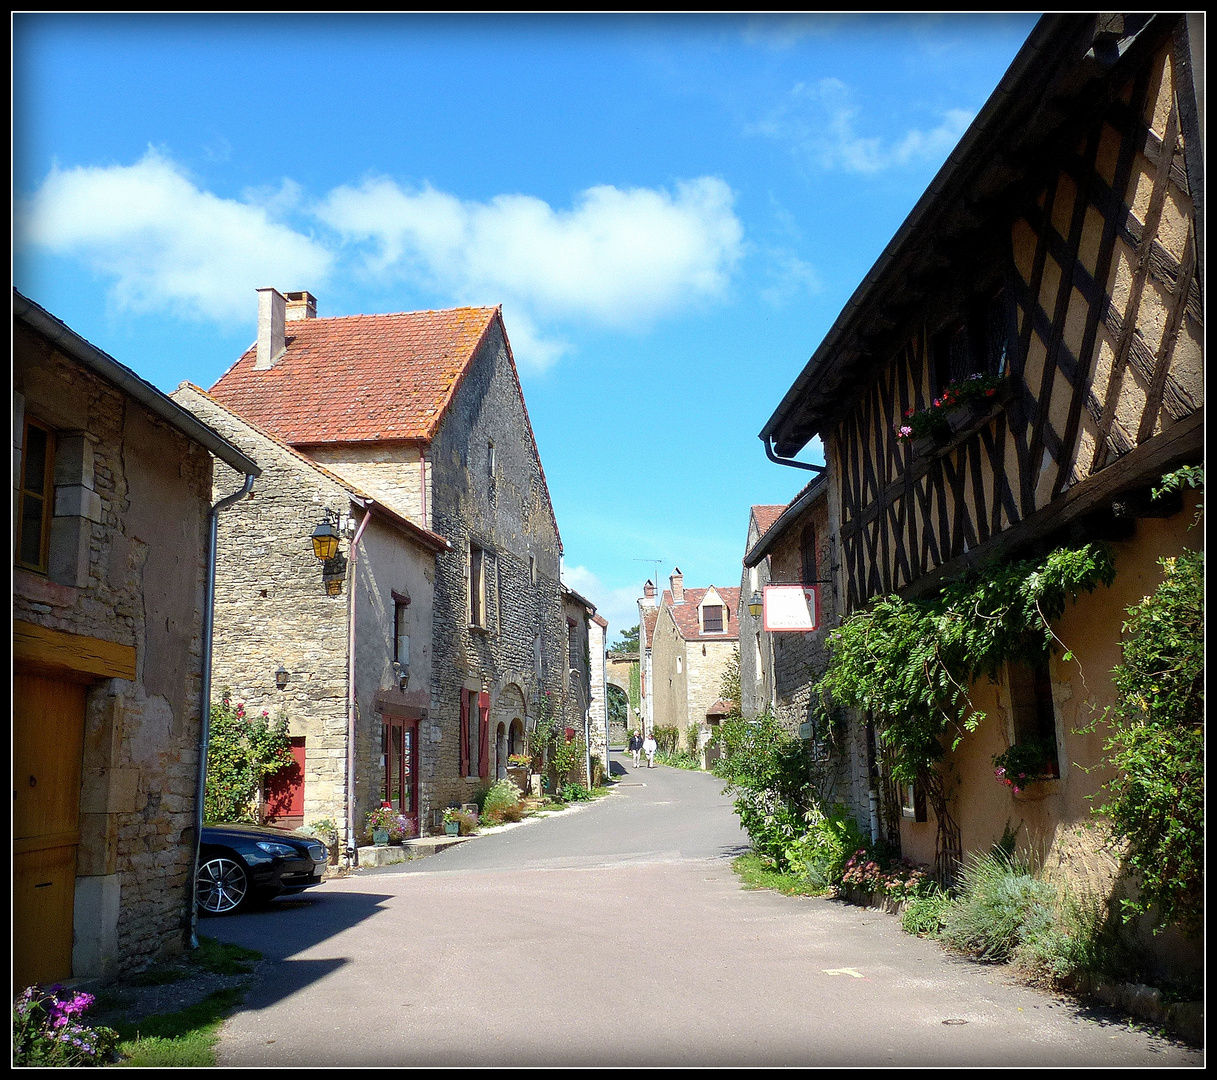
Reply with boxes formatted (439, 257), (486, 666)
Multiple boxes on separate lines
(208, 755), (1201, 1067)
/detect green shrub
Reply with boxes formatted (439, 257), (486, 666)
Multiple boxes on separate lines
(559, 781), (593, 802)
(656, 749), (701, 770)
(481, 779), (523, 825)
(204, 692), (293, 824)
(652, 726), (680, 755)
(787, 803), (869, 886)
(902, 891), (953, 937)
(1011, 888), (1126, 987)
(940, 852), (1056, 962)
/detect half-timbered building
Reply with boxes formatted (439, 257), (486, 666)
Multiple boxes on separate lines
(759, 14), (1203, 941)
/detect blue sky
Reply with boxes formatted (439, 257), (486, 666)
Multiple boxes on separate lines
(14, 13), (1039, 638)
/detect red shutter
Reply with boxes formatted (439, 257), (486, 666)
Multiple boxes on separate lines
(478, 691), (491, 779)
(459, 689), (470, 777)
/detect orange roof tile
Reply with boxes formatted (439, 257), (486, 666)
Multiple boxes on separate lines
(641, 607), (660, 648)
(751, 504), (786, 541)
(209, 306), (498, 445)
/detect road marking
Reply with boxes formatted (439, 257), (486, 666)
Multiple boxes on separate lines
(822, 967), (866, 979)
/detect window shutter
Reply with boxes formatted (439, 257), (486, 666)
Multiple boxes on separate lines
(478, 692), (491, 779)
(459, 689), (470, 777)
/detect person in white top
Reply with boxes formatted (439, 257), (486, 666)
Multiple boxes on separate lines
(642, 733), (657, 769)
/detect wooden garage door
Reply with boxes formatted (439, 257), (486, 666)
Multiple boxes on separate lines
(13, 671), (87, 989)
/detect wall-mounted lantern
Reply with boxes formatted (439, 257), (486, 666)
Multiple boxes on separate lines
(275, 666), (289, 690)
(322, 553), (347, 596)
(393, 660), (409, 692)
(748, 591), (764, 617)
(311, 510), (341, 562)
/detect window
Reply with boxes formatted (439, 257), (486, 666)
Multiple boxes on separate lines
(800, 524), (817, 586)
(567, 619), (579, 671)
(702, 605), (723, 633)
(1007, 659), (1060, 778)
(529, 554), (537, 585)
(487, 441), (496, 481)
(16, 417), (53, 573)
(932, 288), (1013, 397)
(469, 542), (486, 627)
(394, 599), (410, 666)
(676, 656), (683, 674)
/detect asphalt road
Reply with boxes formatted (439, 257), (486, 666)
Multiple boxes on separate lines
(207, 754), (1202, 1067)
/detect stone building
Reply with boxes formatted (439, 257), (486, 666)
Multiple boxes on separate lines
(13, 291), (259, 986)
(757, 13), (1203, 970)
(636, 581), (660, 736)
(648, 569), (740, 751)
(206, 290), (566, 823)
(171, 384), (449, 853)
(560, 585), (606, 784)
(739, 480), (870, 829)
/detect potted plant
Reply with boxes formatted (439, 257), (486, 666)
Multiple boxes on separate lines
(442, 806), (462, 837)
(992, 738), (1059, 795)
(367, 805), (398, 846)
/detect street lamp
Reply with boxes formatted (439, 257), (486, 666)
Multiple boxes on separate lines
(311, 510), (341, 562)
(748, 591), (764, 617)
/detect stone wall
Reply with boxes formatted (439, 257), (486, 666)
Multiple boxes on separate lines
(649, 603), (688, 734)
(588, 619), (609, 773)
(683, 638), (736, 748)
(422, 322), (566, 811)
(307, 443), (429, 527)
(15, 324), (213, 978)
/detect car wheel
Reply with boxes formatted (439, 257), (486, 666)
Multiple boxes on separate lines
(197, 855), (250, 916)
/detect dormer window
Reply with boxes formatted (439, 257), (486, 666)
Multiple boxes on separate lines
(702, 605), (724, 633)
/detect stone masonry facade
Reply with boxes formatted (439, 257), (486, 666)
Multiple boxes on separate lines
(15, 322), (214, 977)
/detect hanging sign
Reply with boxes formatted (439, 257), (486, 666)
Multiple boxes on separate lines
(763, 585), (820, 632)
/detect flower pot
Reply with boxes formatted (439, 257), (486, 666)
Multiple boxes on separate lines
(372, 828), (390, 846)
(444, 820), (460, 836)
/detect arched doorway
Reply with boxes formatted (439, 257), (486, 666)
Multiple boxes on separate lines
(508, 718), (524, 757)
(492, 684), (526, 782)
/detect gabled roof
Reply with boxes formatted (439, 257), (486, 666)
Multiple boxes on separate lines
(744, 475), (828, 569)
(173, 383), (449, 554)
(661, 586), (741, 642)
(751, 505), (786, 542)
(209, 306), (499, 445)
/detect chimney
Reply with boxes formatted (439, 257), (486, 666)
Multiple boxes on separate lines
(642, 580), (656, 608)
(285, 290), (317, 321)
(670, 568), (684, 604)
(255, 288), (286, 370)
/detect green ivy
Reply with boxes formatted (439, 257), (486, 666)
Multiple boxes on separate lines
(1101, 539), (1203, 936)
(204, 691), (294, 824)
(818, 543), (1116, 784)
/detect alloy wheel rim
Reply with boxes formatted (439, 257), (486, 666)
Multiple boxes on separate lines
(197, 857), (248, 914)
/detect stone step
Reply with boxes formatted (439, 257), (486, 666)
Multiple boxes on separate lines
(356, 835), (471, 867)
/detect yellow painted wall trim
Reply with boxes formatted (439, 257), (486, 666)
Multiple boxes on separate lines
(13, 621), (136, 681)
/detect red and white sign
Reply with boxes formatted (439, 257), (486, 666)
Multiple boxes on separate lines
(763, 585), (820, 632)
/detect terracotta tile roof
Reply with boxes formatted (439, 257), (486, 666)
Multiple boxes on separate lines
(208, 306), (499, 445)
(751, 504), (786, 541)
(661, 586), (740, 642)
(705, 699), (735, 716)
(641, 607), (660, 648)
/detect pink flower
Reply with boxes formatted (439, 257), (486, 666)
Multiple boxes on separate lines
(898, 425), (913, 438)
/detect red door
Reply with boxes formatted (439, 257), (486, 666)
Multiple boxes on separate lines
(383, 720), (419, 838)
(264, 738), (305, 828)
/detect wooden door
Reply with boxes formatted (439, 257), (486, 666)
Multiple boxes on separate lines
(264, 737), (306, 828)
(13, 671), (87, 989)
(383, 719), (419, 838)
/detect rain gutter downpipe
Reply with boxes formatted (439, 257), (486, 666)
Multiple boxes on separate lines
(764, 434), (826, 475)
(346, 503), (373, 867)
(190, 471), (257, 949)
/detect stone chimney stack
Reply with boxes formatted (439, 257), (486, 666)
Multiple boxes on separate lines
(285, 290), (317, 321)
(670, 567), (684, 604)
(642, 580), (656, 608)
(255, 288), (286, 370)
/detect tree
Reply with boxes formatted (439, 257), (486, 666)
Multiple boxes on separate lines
(609, 624), (639, 654)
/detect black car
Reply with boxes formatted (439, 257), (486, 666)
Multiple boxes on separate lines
(197, 823), (329, 915)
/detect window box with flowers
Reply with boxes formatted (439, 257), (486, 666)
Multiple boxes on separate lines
(992, 738), (1060, 799)
(894, 373), (1008, 455)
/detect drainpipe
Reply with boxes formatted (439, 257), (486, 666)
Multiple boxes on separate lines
(190, 471), (256, 949)
(345, 503), (373, 867)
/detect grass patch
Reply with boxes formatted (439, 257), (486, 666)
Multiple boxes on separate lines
(114, 987), (247, 1068)
(732, 852), (828, 897)
(192, 936), (260, 976)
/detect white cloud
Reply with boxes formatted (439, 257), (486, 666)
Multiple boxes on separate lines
(317, 176), (744, 369)
(16, 149), (333, 323)
(561, 565), (642, 641)
(760, 248), (823, 307)
(755, 78), (973, 175)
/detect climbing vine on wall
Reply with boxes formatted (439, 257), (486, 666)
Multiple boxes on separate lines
(204, 691), (294, 824)
(817, 543), (1116, 878)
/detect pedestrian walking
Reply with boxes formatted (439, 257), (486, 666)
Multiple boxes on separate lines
(629, 731), (642, 767)
(643, 732), (657, 769)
